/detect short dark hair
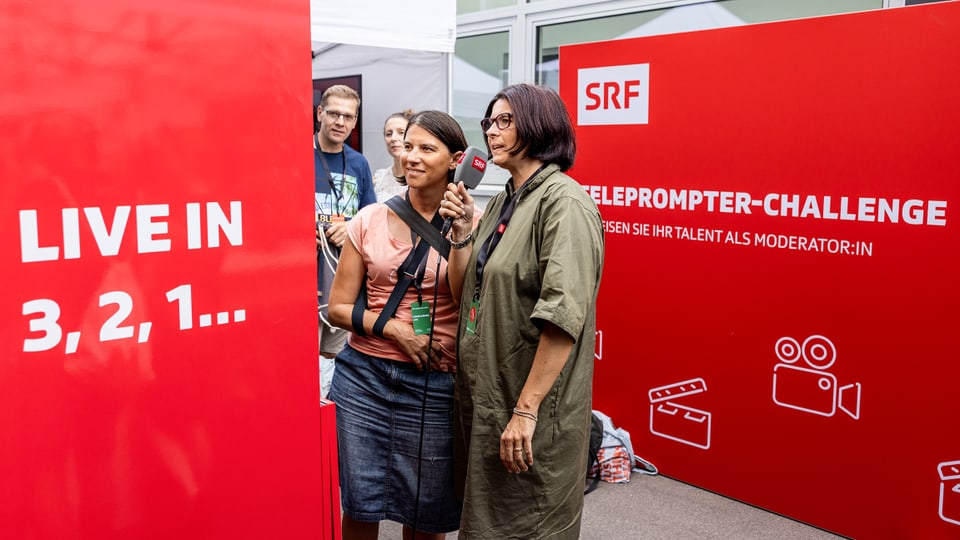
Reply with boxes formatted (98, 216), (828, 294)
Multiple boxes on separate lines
(406, 110), (468, 183)
(483, 83), (576, 171)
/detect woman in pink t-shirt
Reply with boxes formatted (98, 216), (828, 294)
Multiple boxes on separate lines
(327, 110), (481, 540)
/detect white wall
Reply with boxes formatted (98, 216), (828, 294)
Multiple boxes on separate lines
(311, 43), (449, 172)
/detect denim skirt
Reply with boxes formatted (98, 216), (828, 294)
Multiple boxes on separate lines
(328, 344), (461, 533)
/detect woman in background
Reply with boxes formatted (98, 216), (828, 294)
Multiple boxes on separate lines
(440, 84), (604, 539)
(371, 109), (414, 202)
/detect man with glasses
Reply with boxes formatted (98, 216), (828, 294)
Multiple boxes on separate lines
(314, 84), (375, 399)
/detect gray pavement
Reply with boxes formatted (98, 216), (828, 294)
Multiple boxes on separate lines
(377, 473), (846, 539)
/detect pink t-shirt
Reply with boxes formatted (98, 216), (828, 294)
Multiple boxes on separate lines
(346, 203), (481, 373)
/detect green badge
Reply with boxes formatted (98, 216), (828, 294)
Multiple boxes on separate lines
(465, 298), (480, 335)
(411, 301), (431, 335)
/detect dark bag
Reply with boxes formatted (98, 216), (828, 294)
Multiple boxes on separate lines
(584, 412), (604, 495)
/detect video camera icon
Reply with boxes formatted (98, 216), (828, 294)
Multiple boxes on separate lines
(772, 335), (861, 420)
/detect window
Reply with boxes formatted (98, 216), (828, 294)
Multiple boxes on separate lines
(454, 32), (510, 149)
(534, 0), (883, 91)
(458, 0), (517, 16)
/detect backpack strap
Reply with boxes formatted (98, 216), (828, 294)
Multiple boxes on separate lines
(585, 463), (602, 495)
(351, 287), (368, 336)
(585, 412), (604, 495)
(354, 195), (449, 338)
(371, 236), (433, 338)
(385, 195), (450, 258)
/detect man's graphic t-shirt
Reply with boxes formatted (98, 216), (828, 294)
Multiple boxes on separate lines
(314, 145), (375, 221)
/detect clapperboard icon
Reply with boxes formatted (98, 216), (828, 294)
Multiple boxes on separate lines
(648, 378), (712, 450)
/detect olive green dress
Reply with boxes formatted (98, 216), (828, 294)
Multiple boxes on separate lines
(454, 164), (605, 539)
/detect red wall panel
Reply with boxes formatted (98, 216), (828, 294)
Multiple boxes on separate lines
(1, 1), (323, 538)
(562, 3), (960, 538)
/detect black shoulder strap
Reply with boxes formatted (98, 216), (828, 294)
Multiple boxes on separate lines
(585, 413), (603, 495)
(385, 195), (450, 259)
(351, 286), (368, 337)
(585, 469), (602, 495)
(371, 238), (433, 337)
(354, 196), (449, 338)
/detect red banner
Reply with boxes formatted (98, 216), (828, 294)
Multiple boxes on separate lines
(1, 1), (324, 538)
(562, 3), (960, 538)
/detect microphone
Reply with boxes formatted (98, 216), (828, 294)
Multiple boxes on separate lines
(453, 146), (487, 189)
(442, 146), (487, 235)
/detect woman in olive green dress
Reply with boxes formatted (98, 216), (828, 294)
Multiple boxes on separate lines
(440, 83), (605, 539)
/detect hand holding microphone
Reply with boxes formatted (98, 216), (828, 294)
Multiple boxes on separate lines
(440, 146), (487, 240)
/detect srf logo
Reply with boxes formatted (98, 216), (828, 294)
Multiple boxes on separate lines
(578, 64), (649, 126)
(471, 156), (486, 172)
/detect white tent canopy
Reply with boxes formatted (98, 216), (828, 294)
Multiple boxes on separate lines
(310, 0), (455, 53)
(310, 0), (455, 170)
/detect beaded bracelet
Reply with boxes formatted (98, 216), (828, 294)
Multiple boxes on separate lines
(450, 230), (473, 250)
(512, 407), (538, 422)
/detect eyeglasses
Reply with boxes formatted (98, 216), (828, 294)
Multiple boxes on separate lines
(480, 112), (513, 132)
(324, 110), (357, 123)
